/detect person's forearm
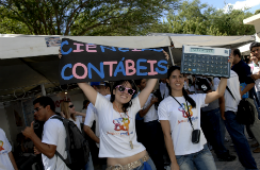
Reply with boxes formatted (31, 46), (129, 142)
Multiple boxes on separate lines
(75, 111), (86, 117)
(241, 83), (254, 96)
(139, 103), (154, 117)
(78, 82), (97, 105)
(143, 79), (157, 93)
(216, 78), (227, 96)
(29, 133), (55, 158)
(219, 96), (225, 119)
(164, 134), (178, 166)
(8, 152), (18, 170)
(251, 74), (260, 80)
(84, 126), (100, 143)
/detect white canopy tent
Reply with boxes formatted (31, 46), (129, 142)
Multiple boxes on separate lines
(0, 34), (256, 102)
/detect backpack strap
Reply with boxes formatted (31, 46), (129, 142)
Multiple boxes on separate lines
(226, 86), (235, 100)
(50, 115), (67, 165)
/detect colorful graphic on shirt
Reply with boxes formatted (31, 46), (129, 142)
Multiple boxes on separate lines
(0, 140), (4, 151)
(113, 118), (130, 131)
(178, 103), (193, 118)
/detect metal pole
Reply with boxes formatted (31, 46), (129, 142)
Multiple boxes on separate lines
(168, 46), (175, 66)
(41, 84), (46, 96)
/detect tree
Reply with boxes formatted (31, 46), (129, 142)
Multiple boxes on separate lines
(0, 0), (179, 35)
(144, 0), (256, 36)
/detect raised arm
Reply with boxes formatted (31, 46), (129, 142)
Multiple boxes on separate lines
(161, 120), (179, 170)
(78, 83), (97, 106)
(205, 78), (227, 104)
(138, 79), (157, 108)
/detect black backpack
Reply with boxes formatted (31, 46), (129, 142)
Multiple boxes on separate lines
(226, 87), (255, 125)
(51, 116), (90, 170)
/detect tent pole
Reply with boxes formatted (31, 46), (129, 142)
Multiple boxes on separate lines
(168, 46), (175, 66)
(41, 84), (46, 96)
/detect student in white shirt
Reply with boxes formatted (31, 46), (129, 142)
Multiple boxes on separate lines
(78, 78), (158, 170)
(0, 128), (18, 170)
(214, 54), (258, 169)
(22, 96), (70, 170)
(84, 81), (111, 170)
(60, 101), (86, 132)
(159, 66), (227, 170)
(159, 78), (169, 99)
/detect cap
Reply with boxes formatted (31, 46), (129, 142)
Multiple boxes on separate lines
(90, 82), (106, 86)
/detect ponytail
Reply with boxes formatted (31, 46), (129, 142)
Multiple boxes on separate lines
(182, 88), (196, 108)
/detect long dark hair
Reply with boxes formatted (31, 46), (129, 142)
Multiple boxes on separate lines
(110, 80), (137, 113)
(167, 66), (196, 108)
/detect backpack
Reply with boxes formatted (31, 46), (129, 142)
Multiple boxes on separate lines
(51, 116), (90, 170)
(226, 86), (255, 125)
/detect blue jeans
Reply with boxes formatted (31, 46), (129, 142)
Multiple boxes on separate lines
(224, 111), (258, 170)
(133, 158), (156, 170)
(84, 152), (94, 170)
(201, 108), (227, 156)
(175, 145), (216, 170)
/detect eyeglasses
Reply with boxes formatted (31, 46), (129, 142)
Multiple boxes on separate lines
(116, 85), (135, 95)
(34, 106), (43, 113)
(69, 105), (74, 108)
(251, 49), (260, 53)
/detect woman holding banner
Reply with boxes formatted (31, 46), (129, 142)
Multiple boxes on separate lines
(59, 50), (169, 170)
(159, 66), (227, 170)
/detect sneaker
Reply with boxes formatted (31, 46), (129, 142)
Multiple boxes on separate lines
(217, 153), (236, 161)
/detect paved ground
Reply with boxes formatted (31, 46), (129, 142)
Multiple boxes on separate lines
(213, 136), (260, 170)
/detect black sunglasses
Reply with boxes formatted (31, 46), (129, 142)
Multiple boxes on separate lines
(69, 105), (74, 108)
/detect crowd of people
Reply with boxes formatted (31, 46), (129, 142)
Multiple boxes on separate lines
(1, 42), (260, 170)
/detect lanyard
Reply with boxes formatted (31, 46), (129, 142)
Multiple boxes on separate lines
(171, 96), (194, 130)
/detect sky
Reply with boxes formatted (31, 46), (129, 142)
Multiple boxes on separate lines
(200, 0), (260, 13)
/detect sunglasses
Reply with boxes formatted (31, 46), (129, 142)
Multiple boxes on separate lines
(34, 106), (43, 113)
(116, 85), (135, 95)
(69, 105), (74, 108)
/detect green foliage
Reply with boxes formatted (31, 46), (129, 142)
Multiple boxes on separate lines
(143, 0), (256, 36)
(0, 0), (178, 35)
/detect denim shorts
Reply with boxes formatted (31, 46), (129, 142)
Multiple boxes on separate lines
(176, 145), (216, 170)
(133, 158), (156, 170)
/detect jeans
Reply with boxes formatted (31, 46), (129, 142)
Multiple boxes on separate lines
(145, 120), (164, 170)
(133, 158), (156, 170)
(201, 108), (227, 156)
(84, 153), (94, 170)
(175, 145), (216, 170)
(224, 111), (258, 170)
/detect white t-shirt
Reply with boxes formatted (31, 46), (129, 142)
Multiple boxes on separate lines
(95, 93), (145, 158)
(143, 93), (158, 123)
(70, 116), (83, 132)
(160, 82), (169, 99)
(158, 94), (207, 156)
(0, 128), (14, 170)
(84, 94), (111, 148)
(42, 116), (70, 170)
(214, 70), (241, 113)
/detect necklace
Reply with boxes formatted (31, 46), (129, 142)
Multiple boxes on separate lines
(113, 102), (134, 149)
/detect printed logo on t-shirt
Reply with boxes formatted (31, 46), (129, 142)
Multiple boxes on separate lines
(177, 103), (198, 125)
(178, 103), (193, 118)
(0, 140), (6, 153)
(107, 117), (133, 136)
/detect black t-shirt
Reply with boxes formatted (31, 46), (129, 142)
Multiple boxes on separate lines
(232, 60), (254, 84)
